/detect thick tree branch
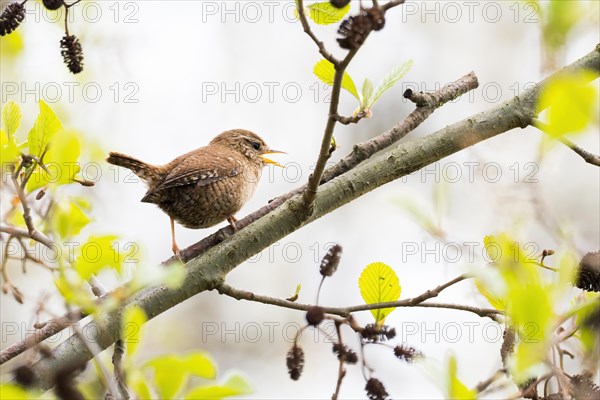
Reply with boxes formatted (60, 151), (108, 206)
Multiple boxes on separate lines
(167, 71), (479, 265)
(22, 45), (600, 389)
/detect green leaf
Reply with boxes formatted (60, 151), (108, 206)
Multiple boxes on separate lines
(27, 100), (63, 158)
(361, 78), (374, 110)
(508, 283), (553, 379)
(307, 1), (350, 25)
(287, 284), (302, 302)
(49, 200), (91, 240)
(537, 71), (598, 137)
(447, 354), (478, 399)
(185, 374), (253, 400)
(1, 129), (20, 164)
(313, 59), (359, 100)
(474, 279), (506, 311)
(73, 235), (122, 280)
(129, 369), (153, 400)
(394, 196), (445, 239)
(130, 263), (187, 292)
(358, 262), (401, 325)
(371, 60), (414, 107)
(0, 30), (24, 59)
(25, 130), (82, 191)
(146, 353), (217, 399)
(542, 0), (582, 50)
(122, 305), (147, 357)
(1, 101), (22, 164)
(0, 383), (32, 399)
(1, 100), (22, 137)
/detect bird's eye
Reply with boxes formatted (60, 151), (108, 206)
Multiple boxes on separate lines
(251, 141), (261, 150)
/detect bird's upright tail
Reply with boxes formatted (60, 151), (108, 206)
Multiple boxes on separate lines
(106, 152), (161, 184)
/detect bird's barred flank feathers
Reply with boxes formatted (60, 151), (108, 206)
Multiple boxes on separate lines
(0, 2), (25, 36)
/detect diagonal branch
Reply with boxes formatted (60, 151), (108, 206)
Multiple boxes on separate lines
(167, 71), (479, 265)
(0, 71), (479, 365)
(18, 45), (600, 389)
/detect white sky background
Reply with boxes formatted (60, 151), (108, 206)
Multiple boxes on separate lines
(1, 0), (600, 398)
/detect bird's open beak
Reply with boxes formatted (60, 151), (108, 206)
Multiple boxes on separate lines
(260, 150), (286, 168)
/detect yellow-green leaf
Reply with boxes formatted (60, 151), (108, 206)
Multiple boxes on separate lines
(447, 354), (478, 399)
(474, 279), (506, 311)
(49, 200), (91, 240)
(0, 29), (24, 58)
(287, 284), (302, 302)
(313, 59), (359, 100)
(185, 374), (253, 400)
(146, 352), (217, 399)
(1, 128), (20, 164)
(74, 235), (121, 280)
(27, 100), (63, 158)
(27, 129), (82, 189)
(361, 78), (374, 110)
(542, 0), (582, 50)
(395, 196), (444, 239)
(358, 262), (401, 324)
(1, 100), (22, 137)
(0, 383), (31, 399)
(508, 283), (553, 379)
(308, 1), (350, 25)
(122, 305), (147, 357)
(537, 71), (598, 137)
(371, 60), (414, 106)
(129, 369), (153, 400)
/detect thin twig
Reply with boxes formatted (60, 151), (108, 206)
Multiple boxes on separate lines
(0, 309), (86, 365)
(217, 275), (501, 320)
(68, 310), (120, 398)
(295, 0), (339, 66)
(475, 369), (505, 393)
(109, 339), (129, 400)
(331, 322), (346, 400)
(301, 0), (408, 210)
(532, 118), (600, 167)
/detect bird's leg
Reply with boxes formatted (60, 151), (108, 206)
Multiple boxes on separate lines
(227, 216), (238, 231)
(170, 217), (182, 261)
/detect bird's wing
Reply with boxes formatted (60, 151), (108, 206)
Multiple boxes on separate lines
(153, 155), (240, 191)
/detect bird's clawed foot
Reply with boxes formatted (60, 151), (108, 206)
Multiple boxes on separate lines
(227, 216), (238, 231)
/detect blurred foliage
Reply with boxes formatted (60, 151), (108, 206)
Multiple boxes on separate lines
(306, 1), (350, 25)
(0, 30), (24, 59)
(1, 100), (244, 399)
(123, 307), (252, 399)
(525, 0), (598, 69)
(446, 354), (478, 399)
(537, 71), (599, 137)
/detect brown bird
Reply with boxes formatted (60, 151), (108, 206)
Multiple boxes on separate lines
(106, 129), (283, 256)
